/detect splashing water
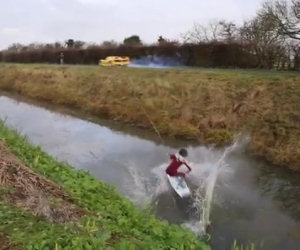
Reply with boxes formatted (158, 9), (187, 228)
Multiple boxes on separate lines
(189, 141), (239, 235)
(125, 163), (170, 206)
(125, 140), (240, 236)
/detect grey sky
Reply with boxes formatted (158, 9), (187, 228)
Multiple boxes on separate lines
(0, 0), (263, 49)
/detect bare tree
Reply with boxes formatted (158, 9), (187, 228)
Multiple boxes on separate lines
(208, 20), (223, 41)
(261, 0), (300, 40)
(288, 39), (300, 69)
(182, 20), (223, 43)
(293, 43), (300, 69)
(123, 35), (142, 46)
(158, 35), (167, 44)
(65, 39), (75, 48)
(74, 40), (85, 49)
(219, 20), (238, 42)
(240, 14), (285, 68)
(6, 43), (23, 52)
(181, 23), (207, 43)
(101, 40), (118, 48)
(54, 42), (63, 49)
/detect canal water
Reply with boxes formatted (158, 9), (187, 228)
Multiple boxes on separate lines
(0, 95), (299, 250)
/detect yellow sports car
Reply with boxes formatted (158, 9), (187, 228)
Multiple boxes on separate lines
(99, 56), (130, 66)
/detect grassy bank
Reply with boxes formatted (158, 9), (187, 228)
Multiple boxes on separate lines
(0, 122), (209, 249)
(0, 64), (299, 171)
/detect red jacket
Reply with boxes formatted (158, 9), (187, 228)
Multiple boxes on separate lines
(166, 154), (191, 175)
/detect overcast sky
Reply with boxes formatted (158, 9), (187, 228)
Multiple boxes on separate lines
(0, 0), (264, 49)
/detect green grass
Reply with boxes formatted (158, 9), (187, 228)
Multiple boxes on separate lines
(0, 63), (299, 170)
(0, 201), (106, 250)
(0, 121), (210, 249)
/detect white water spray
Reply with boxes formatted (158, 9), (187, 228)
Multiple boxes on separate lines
(125, 163), (170, 206)
(191, 141), (239, 235)
(124, 140), (240, 236)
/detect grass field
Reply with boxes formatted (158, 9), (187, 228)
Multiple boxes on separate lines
(0, 63), (299, 171)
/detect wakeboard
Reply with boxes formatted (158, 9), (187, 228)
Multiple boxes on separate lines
(167, 174), (191, 198)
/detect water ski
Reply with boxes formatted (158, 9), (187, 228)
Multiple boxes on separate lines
(167, 174), (191, 198)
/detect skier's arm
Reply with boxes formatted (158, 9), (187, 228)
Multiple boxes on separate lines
(184, 162), (192, 172)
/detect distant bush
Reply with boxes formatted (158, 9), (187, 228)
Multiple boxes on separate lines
(0, 42), (258, 68)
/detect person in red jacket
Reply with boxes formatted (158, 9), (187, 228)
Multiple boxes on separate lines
(166, 148), (191, 178)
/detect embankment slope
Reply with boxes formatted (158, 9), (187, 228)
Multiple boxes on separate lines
(0, 64), (299, 171)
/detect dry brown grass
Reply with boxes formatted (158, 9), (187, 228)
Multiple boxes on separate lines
(0, 64), (299, 170)
(0, 140), (85, 222)
(0, 232), (16, 250)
